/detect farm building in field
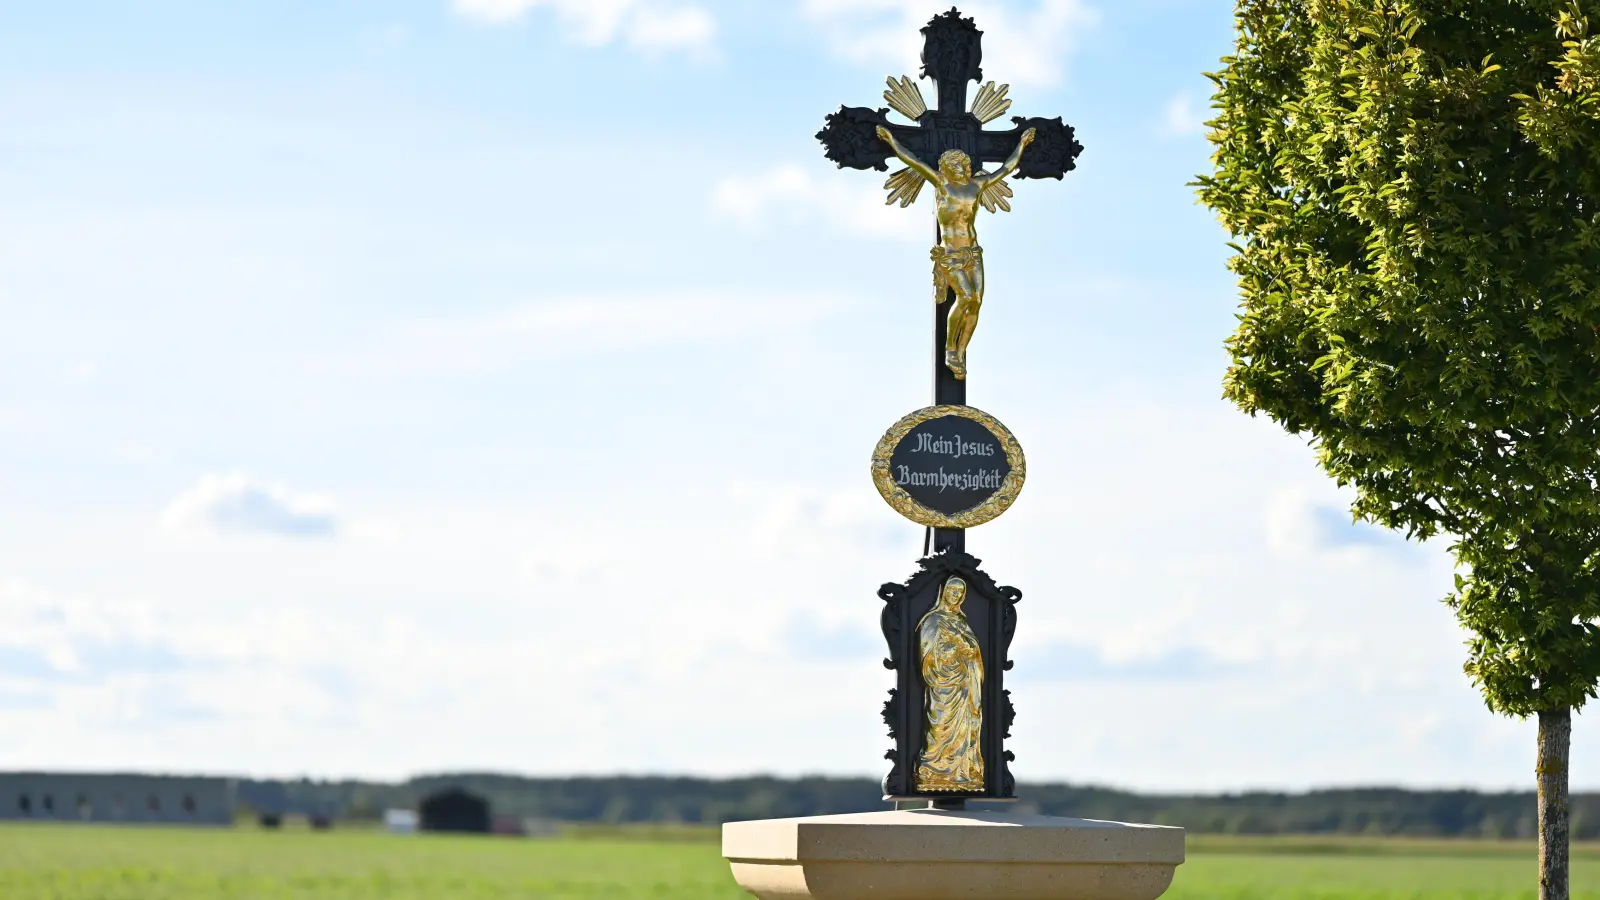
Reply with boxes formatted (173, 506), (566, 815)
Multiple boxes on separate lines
(0, 773), (235, 826)
(419, 786), (490, 834)
(384, 808), (418, 834)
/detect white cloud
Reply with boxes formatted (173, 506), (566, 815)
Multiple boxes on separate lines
(0, 578), (240, 696)
(802, 0), (1096, 90)
(160, 473), (339, 539)
(711, 163), (923, 240)
(0, 576), (569, 757)
(1159, 91), (1208, 138)
(627, 4), (715, 51)
(450, 0), (714, 56)
(729, 481), (908, 565)
(0, 398), (1581, 788)
(1265, 485), (1422, 560)
(306, 289), (844, 377)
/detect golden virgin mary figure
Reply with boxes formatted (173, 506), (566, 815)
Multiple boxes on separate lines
(915, 576), (985, 792)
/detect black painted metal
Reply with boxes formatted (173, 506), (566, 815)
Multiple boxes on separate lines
(933, 221), (967, 558)
(935, 282), (966, 407)
(932, 527), (964, 555)
(878, 551), (1020, 800)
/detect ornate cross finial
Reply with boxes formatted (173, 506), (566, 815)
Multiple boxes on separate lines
(815, 9), (1081, 185)
(920, 7), (983, 112)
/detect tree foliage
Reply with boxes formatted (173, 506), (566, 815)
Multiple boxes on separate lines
(1197, 0), (1600, 717)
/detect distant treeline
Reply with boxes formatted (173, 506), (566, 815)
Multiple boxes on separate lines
(236, 775), (1600, 839)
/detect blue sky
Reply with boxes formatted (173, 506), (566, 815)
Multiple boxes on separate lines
(1, 0), (1591, 791)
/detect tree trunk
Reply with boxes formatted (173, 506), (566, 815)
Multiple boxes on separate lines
(1538, 707), (1572, 900)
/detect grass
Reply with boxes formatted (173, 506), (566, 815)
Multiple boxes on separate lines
(1186, 833), (1600, 858)
(0, 823), (1597, 899)
(1172, 853), (1600, 899)
(0, 825), (746, 899)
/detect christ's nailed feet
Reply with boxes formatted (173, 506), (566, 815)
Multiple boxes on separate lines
(946, 350), (967, 381)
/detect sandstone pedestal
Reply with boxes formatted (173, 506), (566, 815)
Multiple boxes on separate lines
(723, 808), (1184, 900)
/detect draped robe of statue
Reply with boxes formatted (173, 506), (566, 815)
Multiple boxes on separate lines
(915, 577), (985, 791)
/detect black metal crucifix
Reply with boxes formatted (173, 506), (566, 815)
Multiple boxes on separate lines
(816, 6), (1081, 557)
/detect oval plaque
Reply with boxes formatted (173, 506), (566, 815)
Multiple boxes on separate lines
(871, 404), (1026, 529)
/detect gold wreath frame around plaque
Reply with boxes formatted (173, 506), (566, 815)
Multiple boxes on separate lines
(871, 404), (1026, 529)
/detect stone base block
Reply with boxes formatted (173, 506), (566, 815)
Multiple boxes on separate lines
(723, 809), (1183, 900)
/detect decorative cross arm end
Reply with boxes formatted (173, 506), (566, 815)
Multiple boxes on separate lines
(816, 105), (894, 171)
(1011, 116), (1083, 180)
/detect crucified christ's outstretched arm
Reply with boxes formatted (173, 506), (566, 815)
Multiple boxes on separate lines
(877, 126), (938, 184)
(977, 127), (1036, 186)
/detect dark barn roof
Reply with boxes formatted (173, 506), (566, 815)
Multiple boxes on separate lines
(419, 786), (490, 834)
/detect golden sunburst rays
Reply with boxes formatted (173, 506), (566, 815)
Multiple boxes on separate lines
(978, 176), (1014, 213)
(877, 75), (1017, 209)
(884, 167), (927, 207)
(881, 75), (928, 207)
(970, 81), (1012, 124)
(883, 75), (928, 121)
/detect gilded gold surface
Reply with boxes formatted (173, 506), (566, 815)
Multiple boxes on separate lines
(883, 166), (927, 208)
(875, 124), (1035, 380)
(976, 176), (1014, 214)
(916, 576), (985, 793)
(883, 75), (928, 121)
(870, 404), (1026, 529)
(970, 81), (1013, 124)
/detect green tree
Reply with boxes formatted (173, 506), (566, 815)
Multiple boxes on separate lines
(1198, 2), (1600, 896)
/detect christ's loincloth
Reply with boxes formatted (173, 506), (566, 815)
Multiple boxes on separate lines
(931, 245), (983, 279)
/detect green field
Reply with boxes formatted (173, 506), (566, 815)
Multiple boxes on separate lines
(1, 824), (1597, 899)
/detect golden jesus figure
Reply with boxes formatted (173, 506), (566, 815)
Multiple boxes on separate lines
(876, 124), (1036, 381)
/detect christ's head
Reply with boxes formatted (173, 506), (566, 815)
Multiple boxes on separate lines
(938, 149), (973, 184)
